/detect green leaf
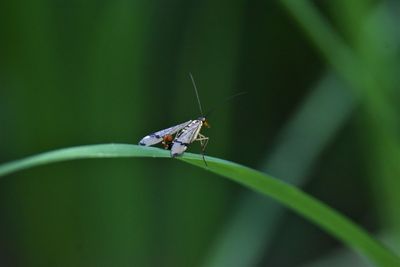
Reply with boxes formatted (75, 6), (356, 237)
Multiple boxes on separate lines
(0, 144), (399, 266)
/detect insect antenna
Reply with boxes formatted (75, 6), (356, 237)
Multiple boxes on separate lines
(189, 72), (204, 117)
(205, 91), (247, 118)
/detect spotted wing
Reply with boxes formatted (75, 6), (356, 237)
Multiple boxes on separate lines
(171, 120), (203, 157)
(139, 120), (192, 146)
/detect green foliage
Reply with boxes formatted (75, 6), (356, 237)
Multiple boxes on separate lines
(1, 0), (400, 266)
(0, 144), (399, 266)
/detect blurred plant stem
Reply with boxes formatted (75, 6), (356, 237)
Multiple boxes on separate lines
(201, 1), (400, 266)
(201, 72), (355, 267)
(280, 0), (400, 245)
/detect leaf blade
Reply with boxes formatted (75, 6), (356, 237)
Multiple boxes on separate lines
(0, 144), (399, 266)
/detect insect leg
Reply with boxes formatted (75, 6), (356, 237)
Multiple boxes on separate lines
(201, 138), (209, 166)
(196, 133), (209, 166)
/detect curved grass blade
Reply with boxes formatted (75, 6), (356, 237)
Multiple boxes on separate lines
(0, 144), (399, 266)
(0, 144), (169, 177)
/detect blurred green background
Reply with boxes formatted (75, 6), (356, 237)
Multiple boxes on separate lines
(1, 0), (399, 266)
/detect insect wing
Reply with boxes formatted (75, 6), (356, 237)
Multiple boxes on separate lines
(171, 120), (203, 157)
(139, 120), (192, 146)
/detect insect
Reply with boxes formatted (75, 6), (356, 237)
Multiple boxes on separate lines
(139, 73), (210, 165)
